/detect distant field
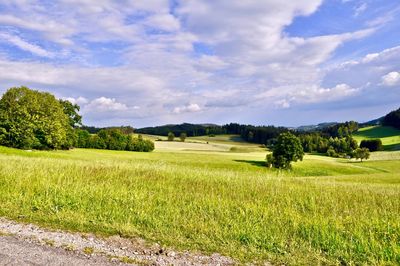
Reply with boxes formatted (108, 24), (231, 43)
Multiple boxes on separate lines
(142, 134), (266, 153)
(354, 126), (400, 150)
(0, 142), (399, 265)
(188, 134), (246, 144)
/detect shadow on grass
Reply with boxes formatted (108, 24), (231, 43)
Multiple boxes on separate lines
(228, 135), (245, 142)
(234, 159), (266, 167)
(357, 126), (400, 138)
(383, 143), (400, 151)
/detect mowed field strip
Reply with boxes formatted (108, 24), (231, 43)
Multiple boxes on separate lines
(0, 135), (399, 265)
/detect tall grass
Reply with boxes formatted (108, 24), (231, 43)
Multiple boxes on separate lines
(0, 146), (399, 265)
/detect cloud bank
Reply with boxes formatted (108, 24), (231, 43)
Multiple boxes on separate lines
(0, 0), (399, 127)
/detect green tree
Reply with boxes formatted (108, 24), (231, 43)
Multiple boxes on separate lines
(0, 87), (69, 149)
(59, 99), (82, 128)
(75, 129), (91, 148)
(354, 147), (370, 162)
(180, 132), (187, 142)
(168, 132), (175, 141)
(269, 132), (304, 169)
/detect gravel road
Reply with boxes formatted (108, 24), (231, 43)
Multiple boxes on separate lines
(0, 235), (119, 265)
(0, 217), (236, 266)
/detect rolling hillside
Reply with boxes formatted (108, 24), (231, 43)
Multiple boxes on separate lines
(354, 126), (400, 150)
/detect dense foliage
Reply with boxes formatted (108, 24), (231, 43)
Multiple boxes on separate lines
(382, 107), (400, 129)
(81, 125), (134, 134)
(137, 123), (224, 137)
(266, 132), (304, 169)
(298, 133), (358, 156)
(75, 128), (154, 152)
(0, 87), (153, 152)
(137, 122), (287, 145)
(321, 121), (359, 137)
(0, 87), (70, 149)
(223, 123), (288, 145)
(360, 139), (383, 152)
(353, 147), (370, 161)
(298, 121), (360, 158)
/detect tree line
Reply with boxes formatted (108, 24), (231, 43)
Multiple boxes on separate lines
(0, 87), (154, 152)
(136, 123), (225, 137)
(75, 128), (154, 152)
(382, 107), (400, 129)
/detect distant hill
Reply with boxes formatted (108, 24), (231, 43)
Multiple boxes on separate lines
(296, 122), (338, 132)
(360, 117), (384, 127)
(382, 107), (400, 129)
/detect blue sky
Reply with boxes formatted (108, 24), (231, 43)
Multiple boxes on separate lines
(0, 0), (399, 127)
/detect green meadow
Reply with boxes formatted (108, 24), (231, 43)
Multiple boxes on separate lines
(354, 126), (400, 150)
(0, 136), (399, 265)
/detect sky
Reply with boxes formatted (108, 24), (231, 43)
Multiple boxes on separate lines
(0, 0), (399, 128)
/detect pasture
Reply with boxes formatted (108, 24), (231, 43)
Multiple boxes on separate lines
(0, 137), (399, 265)
(354, 126), (400, 150)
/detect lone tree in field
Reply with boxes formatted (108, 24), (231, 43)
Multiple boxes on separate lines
(353, 147), (370, 162)
(0, 87), (71, 150)
(168, 132), (175, 141)
(180, 132), (187, 142)
(266, 132), (304, 169)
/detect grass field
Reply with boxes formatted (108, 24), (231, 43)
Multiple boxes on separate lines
(0, 140), (399, 265)
(146, 134), (266, 153)
(354, 126), (400, 151)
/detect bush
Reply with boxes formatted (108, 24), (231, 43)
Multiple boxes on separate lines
(360, 139), (383, 152)
(126, 135), (154, 152)
(326, 147), (338, 157)
(265, 154), (274, 168)
(168, 132), (175, 141)
(180, 132), (187, 142)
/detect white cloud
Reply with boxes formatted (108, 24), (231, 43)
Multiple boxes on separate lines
(0, 0), (394, 126)
(382, 71), (400, 86)
(63, 96), (88, 105)
(85, 97), (128, 112)
(195, 55), (228, 71)
(275, 99), (290, 109)
(173, 103), (201, 114)
(0, 32), (54, 57)
(354, 3), (367, 17)
(0, 14), (75, 45)
(273, 83), (359, 109)
(144, 14), (180, 32)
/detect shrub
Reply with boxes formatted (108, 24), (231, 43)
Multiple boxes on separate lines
(168, 132), (175, 141)
(126, 135), (154, 152)
(265, 154), (274, 168)
(326, 147), (338, 157)
(180, 132), (187, 142)
(360, 139), (383, 152)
